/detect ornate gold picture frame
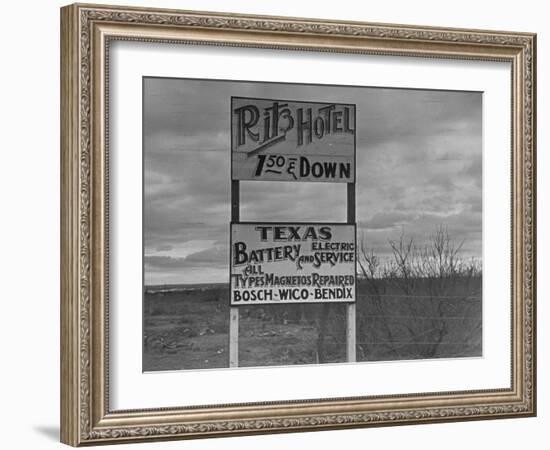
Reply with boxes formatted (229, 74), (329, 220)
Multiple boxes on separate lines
(60, 3), (536, 446)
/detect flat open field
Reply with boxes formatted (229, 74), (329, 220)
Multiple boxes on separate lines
(143, 276), (482, 371)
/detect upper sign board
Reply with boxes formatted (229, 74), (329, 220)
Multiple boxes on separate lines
(231, 97), (356, 183)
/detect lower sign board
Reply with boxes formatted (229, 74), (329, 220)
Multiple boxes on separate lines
(230, 223), (356, 305)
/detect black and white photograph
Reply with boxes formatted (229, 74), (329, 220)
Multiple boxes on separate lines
(143, 77), (483, 372)
(1, 0), (544, 446)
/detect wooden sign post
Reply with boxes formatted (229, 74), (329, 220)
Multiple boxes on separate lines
(229, 97), (357, 367)
(346, 183), (356, 363)
(230, 180), (240, 368)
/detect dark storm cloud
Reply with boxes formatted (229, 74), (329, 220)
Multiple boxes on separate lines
(143, 78), (482, 284)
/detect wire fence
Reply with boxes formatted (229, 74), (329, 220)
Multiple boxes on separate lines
(357, 294), (481, 300)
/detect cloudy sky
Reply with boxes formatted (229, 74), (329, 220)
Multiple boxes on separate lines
(143, 77), (482, 285)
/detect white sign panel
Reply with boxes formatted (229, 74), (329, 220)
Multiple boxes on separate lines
(230, 223), (356, 305)
(231, 97), (356, 183)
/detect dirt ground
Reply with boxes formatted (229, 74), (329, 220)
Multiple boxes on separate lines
(143, 292), (346, 371)
(143, 278), (482, 372)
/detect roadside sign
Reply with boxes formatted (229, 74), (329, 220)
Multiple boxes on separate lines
(230, 222), (356, 305)
(231, 97), (356, 183)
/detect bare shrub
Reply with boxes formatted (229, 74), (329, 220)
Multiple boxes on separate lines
(356, 225), (482, 360)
